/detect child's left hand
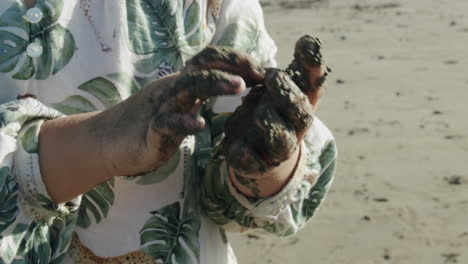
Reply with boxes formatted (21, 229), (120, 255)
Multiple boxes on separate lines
(222, 35), (330, 177)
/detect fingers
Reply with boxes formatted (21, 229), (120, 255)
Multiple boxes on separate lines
(167, 70), (246, 113)
(303, 64), (330, 107)
(185, 46), (265, 86)
(294, 35), (330, 88)
(287, 35), (331, 106)
(294, 35), (324, 68)
(146, 112), (204, 166)
(151, 112), (206, 136)
(146, 112), (204, 163)
(264, 69), (314, 136)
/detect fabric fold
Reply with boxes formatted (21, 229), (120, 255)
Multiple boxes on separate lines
(0, 98), (80, 264)
(201, 117), (337, 237)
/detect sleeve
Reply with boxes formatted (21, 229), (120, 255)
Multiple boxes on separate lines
(209, 0), (278, 114)
(0, 98), (81, 264)
(210, 0), (278, 67)
(200, 114), (337, 237)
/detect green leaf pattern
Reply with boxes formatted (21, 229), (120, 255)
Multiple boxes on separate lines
(0, 0), (76, 80)
(0, 167), (18, 234)
(140, 202), (201, 264)
(126, 0), (205, 73)
(21, 122), (40, 154)
(0, 0), (336, 263)
(133, 149), (181, 185)
(201, 117), (337, 237)
(52, 72), (141, 115)
(52, 74), (141, 228)
(301, 141), (337, 219)
(216, 18), (261, 54)
(6, 215), (77, 264)
(51, 95), (97, 116)
(0, 100), (78, 263)
(200, 153), (255, 227)
(78, 77), (125, 108)
(76, 179), (115, 228)
(213, 6), (276, 66)
(139, 129), (207, 264)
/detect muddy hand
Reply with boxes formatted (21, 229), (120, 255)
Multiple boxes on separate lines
(89, 70), (244, 177)
(223, 69), (314, 175)
(88, 47), (265, 177)
(286, 35), (331, 107)
(223, 35), (330, 176)
(185, 45), (265, 86)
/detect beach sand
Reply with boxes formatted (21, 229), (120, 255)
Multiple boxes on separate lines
(229, 0), (468, 263)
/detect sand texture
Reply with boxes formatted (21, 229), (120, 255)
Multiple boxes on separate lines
(229, 0), (468, 263)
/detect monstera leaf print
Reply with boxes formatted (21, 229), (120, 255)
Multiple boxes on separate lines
(21, 122), (41, 154)
(0, 167), (18, 234)
(286, 142), (337, 233)
(51, 95), (98, 115)
(77, 178), (115, 228)
(0, 0), (76, 80)
(132, 149), (181, 185)
(52, 72), (140, 115)
(126, 0), (204, 73)
(48, 214), (78, 264)
(10, 223), (52, 264)
(140, 202), (201, 264)
(139, 129), (209, 264)
(301, 141), (337, 220)
(52, 73), (139, 228)
(214, 8), (275, 66)
(216, 19), (260, 52)
(8, 213), (77, 264)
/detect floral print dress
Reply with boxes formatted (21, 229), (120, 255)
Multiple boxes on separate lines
(0, 0), (337, 263)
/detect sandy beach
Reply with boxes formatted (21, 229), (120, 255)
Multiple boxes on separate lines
(229, 0), (468, 263)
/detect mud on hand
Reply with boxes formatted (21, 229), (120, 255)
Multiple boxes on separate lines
(93, 46), (267, 178)
(222, 35), (330, 176)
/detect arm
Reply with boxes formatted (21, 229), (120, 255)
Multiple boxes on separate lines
(38, 111), (111, 204)
(0, 47), (274, 263)
(38, 70), (250, 204)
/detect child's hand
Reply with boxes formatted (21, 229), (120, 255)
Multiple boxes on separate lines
(223, 35), (330, 177)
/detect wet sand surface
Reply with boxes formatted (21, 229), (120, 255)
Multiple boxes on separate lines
(229, 0), (468, 263)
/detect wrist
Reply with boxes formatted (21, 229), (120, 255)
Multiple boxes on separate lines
(230, 144), (302, 198)
(39, 112), (112, 203)
(85, 109), (120, 177)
